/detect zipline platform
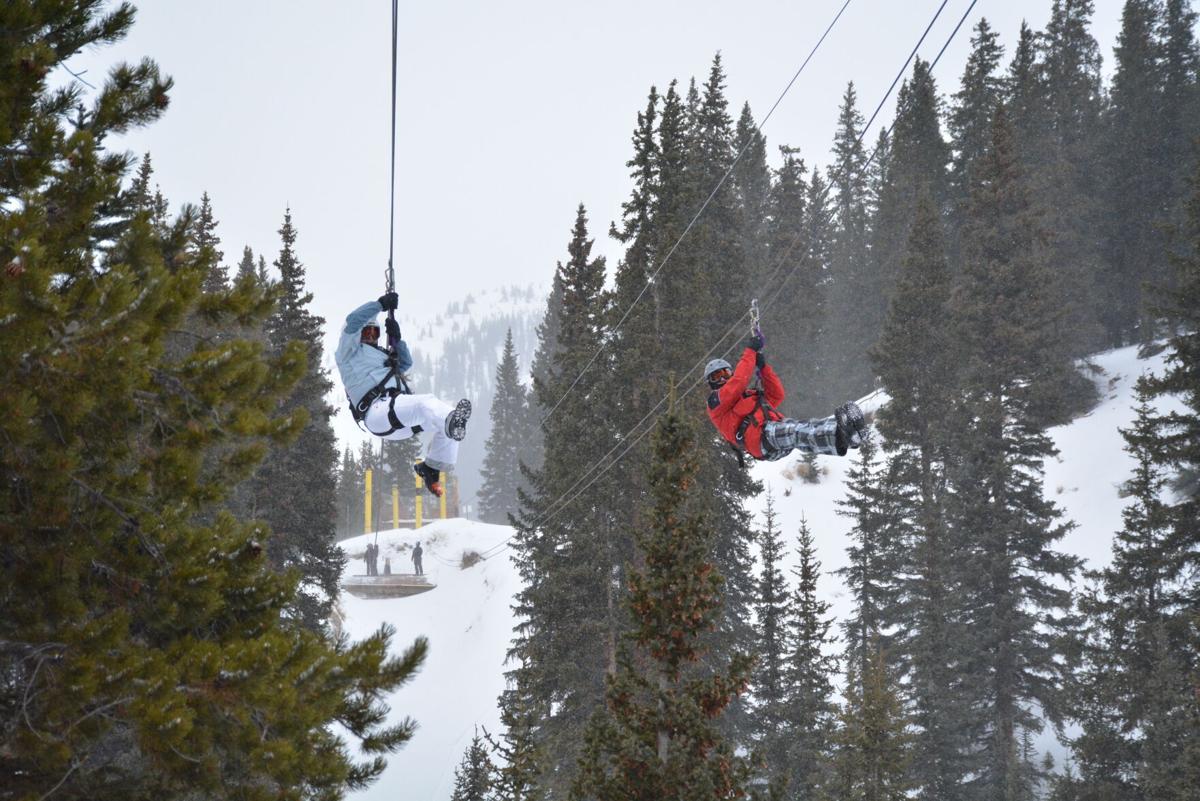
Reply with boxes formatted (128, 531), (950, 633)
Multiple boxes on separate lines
(343, 573), (435, 599)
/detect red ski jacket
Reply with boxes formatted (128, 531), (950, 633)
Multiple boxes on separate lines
(706, 347), (785, 459)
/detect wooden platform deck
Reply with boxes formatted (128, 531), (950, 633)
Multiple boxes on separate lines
(342, 573), (436, 599)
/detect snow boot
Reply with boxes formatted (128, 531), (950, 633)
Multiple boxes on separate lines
(414, 461), (444, 498)
(445, 398), (472, 442)
(834, 401), (867, 455)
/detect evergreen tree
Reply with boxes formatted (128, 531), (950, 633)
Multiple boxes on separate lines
(1101, 0), (1168, 345)
(784, 516), (838, 801)
(949, 107), (1083, 801)
(836, 438), (905, 679)
(129, 152), (155, 212)
(949, 19), (1005, 242)
(751, 492), (792, 786)
(507, 206), (616, 795)
(1036, 0), (1108, 355)
(824, 648), (911, 801)
(490, 667), (547, 801)
(243, 209), (344, 628)
(1072, 152), (1200, 799)
(193, 191), (227, 294)
(823, 83), (874, 403)
(570, 402), (757, 801)
(869, 59), (950, 362)
(735, 101), (772, 291)
(452, 731), (497, 801)
(870, 190), (971, 800)
(480, 328), (531, 523)
(0, 5), (422, 795)
(765, 144), (821, 413)
(1158, 0), (1200, 231)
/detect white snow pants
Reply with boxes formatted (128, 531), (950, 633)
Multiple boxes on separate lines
(363, 393), (459, 473)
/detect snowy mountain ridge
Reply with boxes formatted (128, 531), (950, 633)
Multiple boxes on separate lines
(339, 343), (1183, 801)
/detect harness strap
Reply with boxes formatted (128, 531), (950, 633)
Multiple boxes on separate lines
(730, 388), (779, 463)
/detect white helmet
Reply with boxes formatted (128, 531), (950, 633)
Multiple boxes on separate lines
(704, 358), (732, 380)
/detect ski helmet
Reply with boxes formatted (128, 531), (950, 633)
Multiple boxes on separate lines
(704, 358), (732, 380)
(360, 320), (381, 342)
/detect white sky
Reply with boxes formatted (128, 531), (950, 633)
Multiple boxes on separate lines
(72, 0), (1125, 394)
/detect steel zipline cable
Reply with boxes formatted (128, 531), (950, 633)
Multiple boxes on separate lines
(537, 0), (855, 427)
(386, 0), (399, 295)
(478, 0), (984, 562)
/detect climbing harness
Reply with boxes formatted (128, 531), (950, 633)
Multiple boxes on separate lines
(727, 298), (780, 467)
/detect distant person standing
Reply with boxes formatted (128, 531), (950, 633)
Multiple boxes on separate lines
(412, 542), (424, 576)
(383, 557), (391, 576)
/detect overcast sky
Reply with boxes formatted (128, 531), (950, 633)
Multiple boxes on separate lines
(73, 0), (1127, 389)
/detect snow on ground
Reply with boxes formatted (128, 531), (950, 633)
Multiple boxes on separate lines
(338, 521), (517, 801)
(342, 344), (1182, 799)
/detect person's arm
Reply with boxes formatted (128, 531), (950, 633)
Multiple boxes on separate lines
(761, 362), (785, 407)
(335, 300), (382, 370)
(714, 348), (757, 412)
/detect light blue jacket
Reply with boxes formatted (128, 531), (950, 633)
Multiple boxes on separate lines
(334, 300), (414, 406)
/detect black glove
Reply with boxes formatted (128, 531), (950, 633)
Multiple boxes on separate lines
(378, 291), (399, 312)
(385, 317), (401, 341)
(748, 333), (764, 352)
(756, 351), (766, 369)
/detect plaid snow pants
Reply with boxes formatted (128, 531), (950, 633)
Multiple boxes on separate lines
(760, 415), (841, 461)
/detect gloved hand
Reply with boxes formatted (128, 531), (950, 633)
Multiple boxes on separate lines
(385, 317), (401, 341)
(378, 291), (399, 312)
(748, 333), (764, 352)
(756, 351), (766, 369)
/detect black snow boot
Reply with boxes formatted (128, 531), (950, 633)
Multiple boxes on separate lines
(834, 401), (867, 455)
(445, 398), (472, 442)
(414, 461), (443, 498)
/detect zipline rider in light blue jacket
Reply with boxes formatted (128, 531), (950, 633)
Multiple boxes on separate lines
(334, 292), (471, 498)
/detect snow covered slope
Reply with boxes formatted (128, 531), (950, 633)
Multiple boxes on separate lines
(341, 344), (1182, 800)
(338, 522), (516, 800)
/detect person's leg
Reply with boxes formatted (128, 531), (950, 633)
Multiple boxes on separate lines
(763, 415), (843, 457)
(388, 394), (464, 473)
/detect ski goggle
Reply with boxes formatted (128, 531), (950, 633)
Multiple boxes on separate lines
(361, 324), (381, 339)
(708, 368), (732, 383)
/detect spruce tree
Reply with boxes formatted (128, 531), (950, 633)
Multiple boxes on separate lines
(751, 493), (792, 787)
(507, 206), (616, 795)
(1101, 0), (1168, 345)
(489, 668), (547, 801)
(824, 648), (911, 801)
(823, 83), (874, 403)
(194, 191), (227, 294)
(949, 106), (1083, 801)
(480, 328), (531, 523)
(784, 516), (838, 801)
(0, 5), (423, 795)
(1034, 0), (1108, 355)
(1158, 0), (1200, 229)
(949, 19), (1005, 244)
(835, 438), (905, 679)
(869, 59), (950, 361)
(242, 209), (344, 628)
(870, 189), (971, 801)
(765, 144), (821, 412)
(570, 403), (757, 801)
(735, 101), (772, 291)
(452, 731), (497, 801)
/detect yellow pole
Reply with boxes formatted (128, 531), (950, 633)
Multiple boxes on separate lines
(414, 468), (423, 529)
(439, 472), (448, 519)
(364, 468), (373, 534)
(392, 485), (399, 529)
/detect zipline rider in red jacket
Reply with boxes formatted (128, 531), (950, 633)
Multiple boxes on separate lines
(706, 334), (867, 462)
